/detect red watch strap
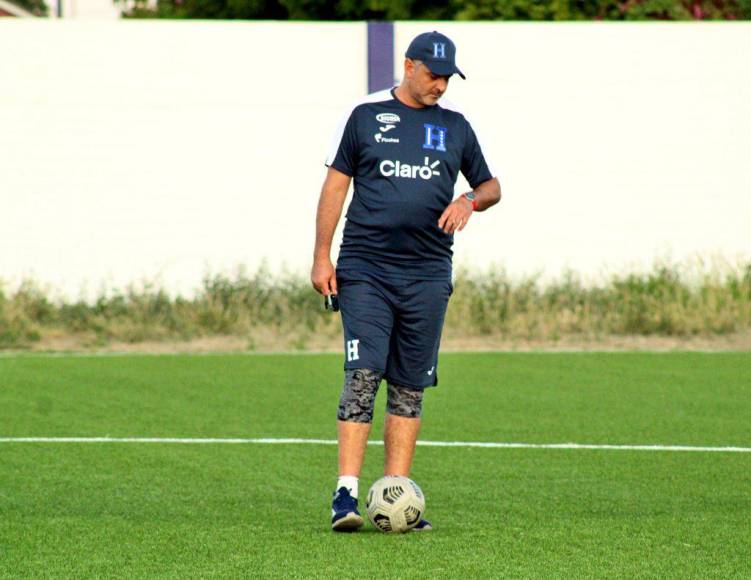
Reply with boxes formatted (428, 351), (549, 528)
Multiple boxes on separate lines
(463, 193), (478, 211)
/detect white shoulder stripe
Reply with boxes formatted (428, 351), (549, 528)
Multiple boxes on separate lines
(325, 88), (395, 167)
(439, 98), (498, 179)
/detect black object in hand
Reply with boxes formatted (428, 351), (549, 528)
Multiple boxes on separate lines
(324, 294), (339, 312)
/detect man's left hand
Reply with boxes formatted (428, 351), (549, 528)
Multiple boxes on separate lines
(438, 196), (473, 234)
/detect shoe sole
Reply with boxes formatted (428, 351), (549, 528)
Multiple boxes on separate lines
(331, 512), (364, 532)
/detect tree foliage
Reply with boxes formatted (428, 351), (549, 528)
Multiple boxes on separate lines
(117, 0), (751, 19)
(7, 0), (48, 16)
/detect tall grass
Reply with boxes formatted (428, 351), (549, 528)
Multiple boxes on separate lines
(445, 259), (751, 341)
(1, 260), (749, 350)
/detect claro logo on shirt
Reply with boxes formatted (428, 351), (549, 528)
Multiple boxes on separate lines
(379, 157), (441, 180)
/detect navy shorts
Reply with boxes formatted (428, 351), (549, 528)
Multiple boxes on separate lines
(337, 270), (452, 389)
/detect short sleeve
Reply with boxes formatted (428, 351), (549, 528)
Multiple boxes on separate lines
(461, 122), (494, 189)
(325, 110), (359, 177)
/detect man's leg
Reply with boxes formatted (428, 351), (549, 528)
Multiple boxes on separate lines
(337, 368), (383, 477)
(382, 278), (448, 478)
(337, 420), (371, 478)
(332, 274), (394, 530)
(384, 414), (421, 476)
(383, 383), (432, 531)
(331, 368), (382, 531)
(381, 278), (451, 532)
(383, 383), (424, 475)
(383, 383), (433, 532)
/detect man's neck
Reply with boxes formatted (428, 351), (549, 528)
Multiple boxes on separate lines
(393, 84), (425, 109)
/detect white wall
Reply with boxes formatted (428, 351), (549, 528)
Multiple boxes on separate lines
(1, 20), (365, 297)
(50, 0), (122, 20)
(1, 21), (749, 298)
(397, 22), (751, 278)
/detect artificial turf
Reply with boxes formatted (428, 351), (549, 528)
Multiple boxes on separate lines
(1, 352), (749, 578)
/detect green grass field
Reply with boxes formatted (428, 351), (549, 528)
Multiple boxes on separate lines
(1, 352), (749, 578)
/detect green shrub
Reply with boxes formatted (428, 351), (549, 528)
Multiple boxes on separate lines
(0, 258), (749, 350)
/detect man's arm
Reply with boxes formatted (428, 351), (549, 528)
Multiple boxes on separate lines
(437, 177), (502, 234)
(311, 167), (352, 296)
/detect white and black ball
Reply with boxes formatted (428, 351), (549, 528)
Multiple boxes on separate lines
(365, 476), (425, 533)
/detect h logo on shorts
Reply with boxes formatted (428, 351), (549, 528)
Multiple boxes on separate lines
(346, 339), (360, 362)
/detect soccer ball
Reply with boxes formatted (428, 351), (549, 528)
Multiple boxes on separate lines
(365, 476), (425, 533)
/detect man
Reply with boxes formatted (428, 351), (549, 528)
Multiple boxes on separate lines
(311, 31), (501, 532)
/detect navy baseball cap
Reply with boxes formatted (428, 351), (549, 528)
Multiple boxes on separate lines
(405, 31), (466, 80)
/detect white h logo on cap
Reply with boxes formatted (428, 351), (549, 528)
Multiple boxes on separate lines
(433, 42), (446, 58)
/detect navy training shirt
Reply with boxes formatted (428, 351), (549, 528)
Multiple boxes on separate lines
(325, 87), (496, 281)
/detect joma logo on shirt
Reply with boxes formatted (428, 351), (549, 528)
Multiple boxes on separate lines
(379, 157), (441, 180)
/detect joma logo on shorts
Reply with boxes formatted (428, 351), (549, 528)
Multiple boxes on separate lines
(379, 157), (440, 180)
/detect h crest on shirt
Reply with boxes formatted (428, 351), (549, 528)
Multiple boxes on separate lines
(422, 124), (448, 152)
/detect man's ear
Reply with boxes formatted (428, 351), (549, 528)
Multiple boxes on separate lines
(403, 58), (414, 79)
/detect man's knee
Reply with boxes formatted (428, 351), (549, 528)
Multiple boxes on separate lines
(337, 368), (383, 423)
(386, 382), (424, 419)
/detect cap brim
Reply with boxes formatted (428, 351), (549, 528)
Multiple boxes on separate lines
(425, 60), (466, 80)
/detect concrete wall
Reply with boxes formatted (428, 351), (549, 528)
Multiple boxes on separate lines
(1, 20), (749, 297)
(49, 0), (123, 20)
(396, 22), (751, 280)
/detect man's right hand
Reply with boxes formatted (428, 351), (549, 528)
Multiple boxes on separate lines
(311, 258), (338, 296)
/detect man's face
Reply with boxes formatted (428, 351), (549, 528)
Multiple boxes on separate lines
(406, 59), (450, 106)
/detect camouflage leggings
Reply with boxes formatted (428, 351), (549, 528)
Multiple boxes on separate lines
(337, 368), (424, 423)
